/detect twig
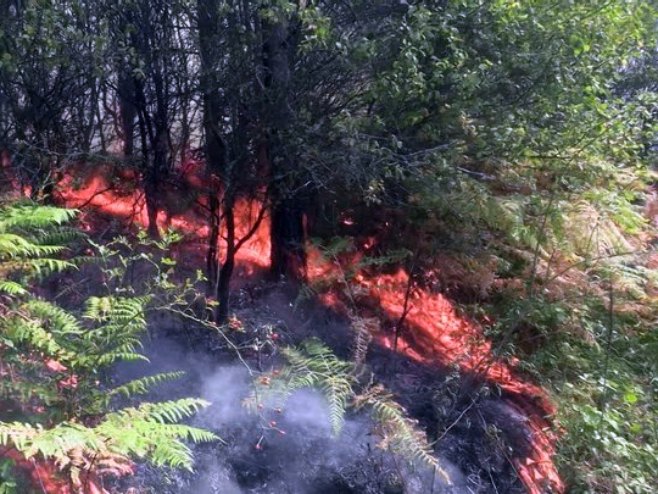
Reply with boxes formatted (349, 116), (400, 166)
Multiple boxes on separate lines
(234, 201), (268, 251)
(393, 255), (416, 353)
(30, 458), (48, 494)
(435, 396), (478, 444)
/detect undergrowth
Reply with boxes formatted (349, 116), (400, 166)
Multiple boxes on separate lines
(351, 137), (658, 492)
(0, 200), (217, 492)
(438, 160), (658, 492)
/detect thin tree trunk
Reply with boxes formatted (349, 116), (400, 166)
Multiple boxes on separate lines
(144, 176), (160, 239)
(216, 198), (236, 324)
(117, 71), (136, 158)
(206, 192), (220, 294)
(270, 196), (306, 280)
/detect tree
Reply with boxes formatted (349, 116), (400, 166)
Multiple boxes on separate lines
(0, 0), (103, 200)
(104, 0), (196, 238)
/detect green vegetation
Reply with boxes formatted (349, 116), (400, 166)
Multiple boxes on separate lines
(0, 203), (216, 491)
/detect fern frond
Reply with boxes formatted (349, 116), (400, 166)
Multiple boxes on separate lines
(109, 372), (185, 399)
(354, 385), (450, 483)
(25, 257), (76, 277)
(0, 201), (217, 483)
(98, 399), (217, 470)
(0, 421), (100, 459)
(93, 348), (149, 366)
(0, 280), (27, 295)
(248, 340), (451, 482)
(564, 201), (636, 257)
(350, 315), (378, 367)
(112, 398), (212, 424)
(35, 227), (85, 247)
(5, 316), (76, 361)
(84, 296), (150, 328)
(0, 203), (76, 231)
(0, 233), (63, 257)
(283, 340), (355, 434)
(0, 399), (217, 474)
(83, 296), (149, 354)
(23, 300), (84, 336)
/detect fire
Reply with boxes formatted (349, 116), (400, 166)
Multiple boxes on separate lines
(307, 254), (564, 494)
(369, 271), (563, 493)
(228, 198), (270, 269)
(56, 163), (270, 270)
(3, 163), (562, 493)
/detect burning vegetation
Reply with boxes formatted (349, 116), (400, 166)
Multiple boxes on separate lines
(3, 162), (564, 493)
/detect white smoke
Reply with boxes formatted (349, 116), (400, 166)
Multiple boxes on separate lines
(114, 335), (468, 493)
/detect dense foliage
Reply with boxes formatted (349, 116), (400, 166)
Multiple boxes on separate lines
(0, 0), (656, 492)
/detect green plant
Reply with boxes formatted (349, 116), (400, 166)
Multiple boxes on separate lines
(248, 339), (451, 483)
(487, 279), (657, 493)
(0, 201), (217, 490)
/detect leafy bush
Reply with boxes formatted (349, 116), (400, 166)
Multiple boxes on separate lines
(487, 283), (657, 493)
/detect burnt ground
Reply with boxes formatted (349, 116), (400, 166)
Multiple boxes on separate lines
(109, 282), (530, 494)
(17, 178), (554, 493)
(34, 163), (558, 493)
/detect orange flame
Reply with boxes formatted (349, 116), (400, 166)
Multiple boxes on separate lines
(56, 163), (270, 271)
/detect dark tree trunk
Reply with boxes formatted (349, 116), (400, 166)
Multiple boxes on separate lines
(144, 130), (169, 239)
(144, 176), (160, 239)
(198, 0), (229, 307)
(261, 7), (306, 281)
(117, 71), (136, 158)
(134, 79), (160, 239)
(270, 196), (306, 280)
(206, 192), (220, 295)
(42, 179), (56, 205)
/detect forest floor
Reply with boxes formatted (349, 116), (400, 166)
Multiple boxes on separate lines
(49, 164), (564, 493)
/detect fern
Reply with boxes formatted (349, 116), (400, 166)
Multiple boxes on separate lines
(0, 201), (218, 488)
(0, 280), (27, 295)
(0, 203), (76, 230)
(250, 339), (449, 481)
(354, 385), (450, 481)
(23, 299), (85, 336)
(4, 313), (77, 361)
(35, 226), (85, 247)
(109, 372), (186, 399)
(0, 202), (78, 287)
(97, 399), (218, 469)
(350, 315), (378, 367)
(0, 399), (217, 476)
(0, 233), (67, 258)
(282, 340), (355, 434)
